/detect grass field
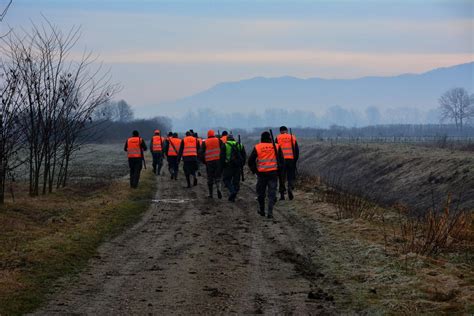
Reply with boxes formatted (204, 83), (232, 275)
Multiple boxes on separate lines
(0, 144), (157, 315)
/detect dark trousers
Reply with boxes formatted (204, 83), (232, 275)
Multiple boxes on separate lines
(167, 156), (179, 179)
(223, 165), (240, 196)
(128, 158), (143, 188)
(183, 160), (198, 186)
(152, 152), (163, 175)
(206, 160), (221, 195)
(257, 173), (278, 215)
(279, 159), (296, 193)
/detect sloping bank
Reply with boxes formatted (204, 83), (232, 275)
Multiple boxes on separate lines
(299, 141), (474, 212)
(0, 171), (157, 315)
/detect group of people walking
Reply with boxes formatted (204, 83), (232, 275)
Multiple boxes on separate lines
(125, 126), (299, 218)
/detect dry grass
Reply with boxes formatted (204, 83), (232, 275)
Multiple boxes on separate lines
(323, 188), (380, 220)
(298, 175), (380, 220)
(382, 197), (473, 257)
(296, 175), (474, 313)
(0, 145), (156, 315)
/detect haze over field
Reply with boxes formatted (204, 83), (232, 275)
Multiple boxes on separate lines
(5, 0), (473, 128)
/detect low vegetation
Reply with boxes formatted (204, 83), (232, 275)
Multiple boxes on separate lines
(296, 174), (474, 313)
(0, 145), (156, 315)
(383, 198), (472, 257)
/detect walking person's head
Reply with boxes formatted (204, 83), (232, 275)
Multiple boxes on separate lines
(186, 131), (191, 137)
(222, 130), (228, 136)
(207, 129), (215, 138)
(261, 131), (271, 142)
(173, 132), (178, 138)
(168, 132), (173, 137)
(154, 129), (160, 135)
(132, 130), (139, 137)
(280, 126), (288, 133)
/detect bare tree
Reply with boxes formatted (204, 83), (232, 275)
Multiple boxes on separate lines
(1, 19), (119, 197)
(0, 60), (25, 203)
(0, 0), (12, 22)
(439, 87), (473, 130)
(93, 101), (117, 121)
(116, 99), (134, 122)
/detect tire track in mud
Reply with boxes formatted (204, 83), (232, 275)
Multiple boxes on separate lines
(33, 170), (343, 315)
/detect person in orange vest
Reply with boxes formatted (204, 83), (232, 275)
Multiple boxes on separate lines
(192, 130), (203, 177)
(150, 129), (165, 175)
(220, 130), (228, 143)
(124, 130), (147, 188)
(178, 131), (201, 188)
(248, 131), (284, 219)
(200, 129), (223, 199)
(164, 132), (181, 180)
(276, 126), (299, 200)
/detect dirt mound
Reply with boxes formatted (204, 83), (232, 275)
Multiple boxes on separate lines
(299, 142), (474, 212)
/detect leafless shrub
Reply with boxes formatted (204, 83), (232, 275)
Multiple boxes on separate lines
(297, 168), (380, 220)
(383, 195), (472, 256)
(324, 188), (380, 220)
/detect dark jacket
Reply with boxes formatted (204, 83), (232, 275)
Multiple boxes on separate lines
(247, 140), (284, 176)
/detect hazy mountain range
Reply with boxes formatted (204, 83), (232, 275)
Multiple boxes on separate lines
(156, 62), (473, 129)
(162, 62), (473, 113)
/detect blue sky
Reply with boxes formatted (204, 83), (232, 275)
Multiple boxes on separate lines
(3, 0), (473, 117)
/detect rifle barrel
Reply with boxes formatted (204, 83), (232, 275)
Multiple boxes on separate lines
(269, 129), (280, 170)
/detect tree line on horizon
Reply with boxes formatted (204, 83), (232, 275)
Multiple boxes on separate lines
(171, 87), (473, 131)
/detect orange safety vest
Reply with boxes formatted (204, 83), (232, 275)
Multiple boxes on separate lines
(183, 136), (198, 157)
(167, 137), (181, 157)
(204, 137), (220, 162)
(127, 137), (143, 158)
(276, 133), (296, 160)
(152, 135), (164, 152)
(255, 142), (279, 172)
(221, 135), (228, 143)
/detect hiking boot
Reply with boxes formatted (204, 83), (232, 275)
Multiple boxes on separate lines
(228, 193), (236, 202)
(193, 178), (198, 186)
(280, 192), (285, 201)
(266, 213), (273, 219)
(288, 190), (294, 200)
(258, 210), (265, 217)
(198, 171), (202, 176)
(217, 190), (222, 199)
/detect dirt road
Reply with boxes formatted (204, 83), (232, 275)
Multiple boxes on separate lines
(32, 171), (346, 315)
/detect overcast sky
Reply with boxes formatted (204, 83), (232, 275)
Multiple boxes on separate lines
(4, 0), (473, 117)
